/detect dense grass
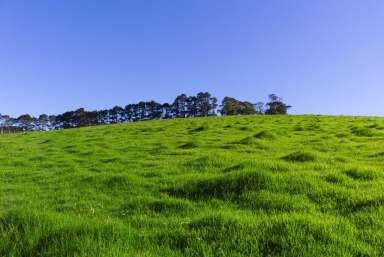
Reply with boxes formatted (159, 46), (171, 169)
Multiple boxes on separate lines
(1, 115), (384, 256)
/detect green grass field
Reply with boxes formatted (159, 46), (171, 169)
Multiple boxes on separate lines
(1, 115), (384, 257)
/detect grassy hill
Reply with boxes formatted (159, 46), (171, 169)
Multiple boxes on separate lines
(1, 115), (384, 257)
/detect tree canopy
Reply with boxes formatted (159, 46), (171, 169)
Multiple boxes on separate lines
(0, 92), (290, 132)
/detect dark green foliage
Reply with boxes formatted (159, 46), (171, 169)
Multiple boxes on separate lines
(173, 92), (218, 118)
(1, 93), (293, 132)
(220, 97), (257, 116)
(265, 94), (291, 115)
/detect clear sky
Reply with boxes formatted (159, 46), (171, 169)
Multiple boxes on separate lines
(1, 0), (383, 117)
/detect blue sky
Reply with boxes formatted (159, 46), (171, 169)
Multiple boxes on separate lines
(1, 0), (383, 116)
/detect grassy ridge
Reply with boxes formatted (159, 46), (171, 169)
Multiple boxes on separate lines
(1, 115), (384, 256)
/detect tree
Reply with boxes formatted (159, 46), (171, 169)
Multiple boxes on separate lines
(17, 114), (33, 124)
(220, 97), (237, 115)
(146, 101), (162, 120)
(17, 114), (33, 130)
(0, 91), (279, 131)
(124, 104), (134, 122)
(74, 108), (88, 127)
(254, 102), (265, 114)
(38, 114), (50, 130)
(186, 96), (197, 117)
(57, 111), (76, 128)
(265, 94), (291, 115)
(97, 110), (110, 124)
(136, 101), (147, 120)
(196, 92), (218, 116)
(161, 103), (173, 119)
(83, 110), (98, 126)
(220, 97), (256, 116)
(241, 102), (257, 115)
(49, 115), (59, 129)
(110, 106), (125, 123)
(173, 94), (188, 118)
(209, 96), (218, 116)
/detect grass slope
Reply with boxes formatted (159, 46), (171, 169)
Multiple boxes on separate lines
(1, 115), (384, 257)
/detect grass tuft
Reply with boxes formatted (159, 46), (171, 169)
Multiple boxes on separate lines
(254, 130), (276, 140)
(344, 168), (377, 181)
(350, 126), (375, 137)
(282, 151), (317, 162)
(169, 170), (273, 200)
(179, 141), (199, 149)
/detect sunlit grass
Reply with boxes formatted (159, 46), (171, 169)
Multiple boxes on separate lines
(1, 115), (384, 256)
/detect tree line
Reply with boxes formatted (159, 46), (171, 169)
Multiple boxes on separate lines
(0, 93), (290, 132)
